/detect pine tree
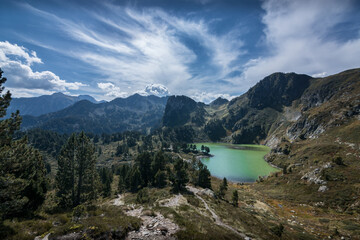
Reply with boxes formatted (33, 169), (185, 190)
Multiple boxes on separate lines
(56, 134), (77, 208)
(99, 167), (113, 197)
(129, 166), (142, 193)
(154, 170), (167, 188)
(222, 177), (228, 190)
(118, 176), (125, 193)
(198, 164), (211, 189)
(204, 146), (210, 155)
(151, 151), (166, 185)
(56, 132), (99, 208)
(152, 151), (165, 173)
(0, 69), (47, 219)
(232, 190), (238, 207)
(118, 165), (129, 192)
(172, 158), (188, 192)
(217, 178), (228, 199)
(136, 152), (152, 187)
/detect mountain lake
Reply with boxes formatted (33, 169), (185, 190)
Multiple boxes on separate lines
(195, 143), (279, 182)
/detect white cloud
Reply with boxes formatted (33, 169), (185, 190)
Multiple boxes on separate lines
(22, 4), (244, 98)
(242, 0), (360, 84)
(0, 41), (87, 97)
(97, 82), (128, 98)
(139, 83), (170, 97)
(312, 72), (327, 78)
(0, 41), (42, 65)
(5, 87), (56, 98)
(190, 91), (235, 104)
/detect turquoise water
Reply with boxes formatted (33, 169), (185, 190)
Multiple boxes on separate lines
(195, 143), (279, 182)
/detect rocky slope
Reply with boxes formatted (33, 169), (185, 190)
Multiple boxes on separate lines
(162, 95), (208, 128)
(160, 68), (360, 236)
(161, 69), (359, 146)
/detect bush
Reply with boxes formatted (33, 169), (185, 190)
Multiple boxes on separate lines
(136, 188), (150, 204)
(333, 156), (345, 165)
(72, 205), (87, 221)
(270, 223), (284, 237)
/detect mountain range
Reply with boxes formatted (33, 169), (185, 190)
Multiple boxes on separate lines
(163, 69), (360, 145)
(6, 92), (103, 117)
(5, 68), (360, 238)
(14, 68), (360, 147)
(20, 94), (168, 134)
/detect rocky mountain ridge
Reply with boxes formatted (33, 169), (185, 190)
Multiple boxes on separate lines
(161, 69), (360, 147)
(6, 92), (102, 117)
(21, 94), (168, 134)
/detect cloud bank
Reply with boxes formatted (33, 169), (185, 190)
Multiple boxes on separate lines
(20, 3), (244, 102)
(4, 0), (360, 102)
(242, 0), (360, 82)
(0, 41), (87, 96)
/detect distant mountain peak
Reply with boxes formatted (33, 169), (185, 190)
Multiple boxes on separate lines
(6, 92), (101, 117)
(210, 97), (229, 106)
(52, 92), (66, 96)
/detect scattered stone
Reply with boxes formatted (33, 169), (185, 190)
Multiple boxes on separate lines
(142, 210), (154, 216)
(125, 207), (179, 240)
(158, 226), (168, 235)
(301, 162), (331, 184)
(315, 202), (325, 207)
(147, 223), (154, 229)
(318, 185), (328, 192)
(199, 188), (215, 198)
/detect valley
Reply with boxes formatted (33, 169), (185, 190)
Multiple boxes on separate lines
(1, 68), (360, 240)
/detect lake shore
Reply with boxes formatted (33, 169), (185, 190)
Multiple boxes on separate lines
(194, 143), (279, 182)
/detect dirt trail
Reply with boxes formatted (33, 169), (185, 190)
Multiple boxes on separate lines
(186, 186), (248, 239)
(158, 194), (187, 208)
(112, 194), (124, 206)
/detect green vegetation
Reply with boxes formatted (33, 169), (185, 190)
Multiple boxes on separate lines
(1, 68), (360, 239)
(56, 132), (99, 208)
(217, 177), (228, 199)
(232, 190), (238, 206)
(0, 69), (47, 220)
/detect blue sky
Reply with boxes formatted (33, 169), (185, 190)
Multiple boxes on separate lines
(0, 0), (360, 102)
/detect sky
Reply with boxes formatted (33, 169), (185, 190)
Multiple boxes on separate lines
(0, 0), (360, 103)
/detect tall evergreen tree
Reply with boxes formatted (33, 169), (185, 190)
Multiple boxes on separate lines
(151, 151), (166, 184)
(0, 69), (47, 219)
(56, 132), (99, 208)
(136, 152), (152, 187)
(129, 166), (142, 193)
(217, 177), (228, 199)
(232, 190), (239, 207)
(154, 170), (167, 188)
(198, 164), (211, 189)
(118, 165), (130, 193)
(172, 158), (188, 192)
(99, 167), (113, 197)
(56, 134), (77, 208)
(152, 151), (166, 173)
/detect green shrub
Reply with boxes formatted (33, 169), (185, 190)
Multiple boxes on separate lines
(136, 188), (150, 204)
(270, 223), (284, 237)
(72, 205), (87, 221)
